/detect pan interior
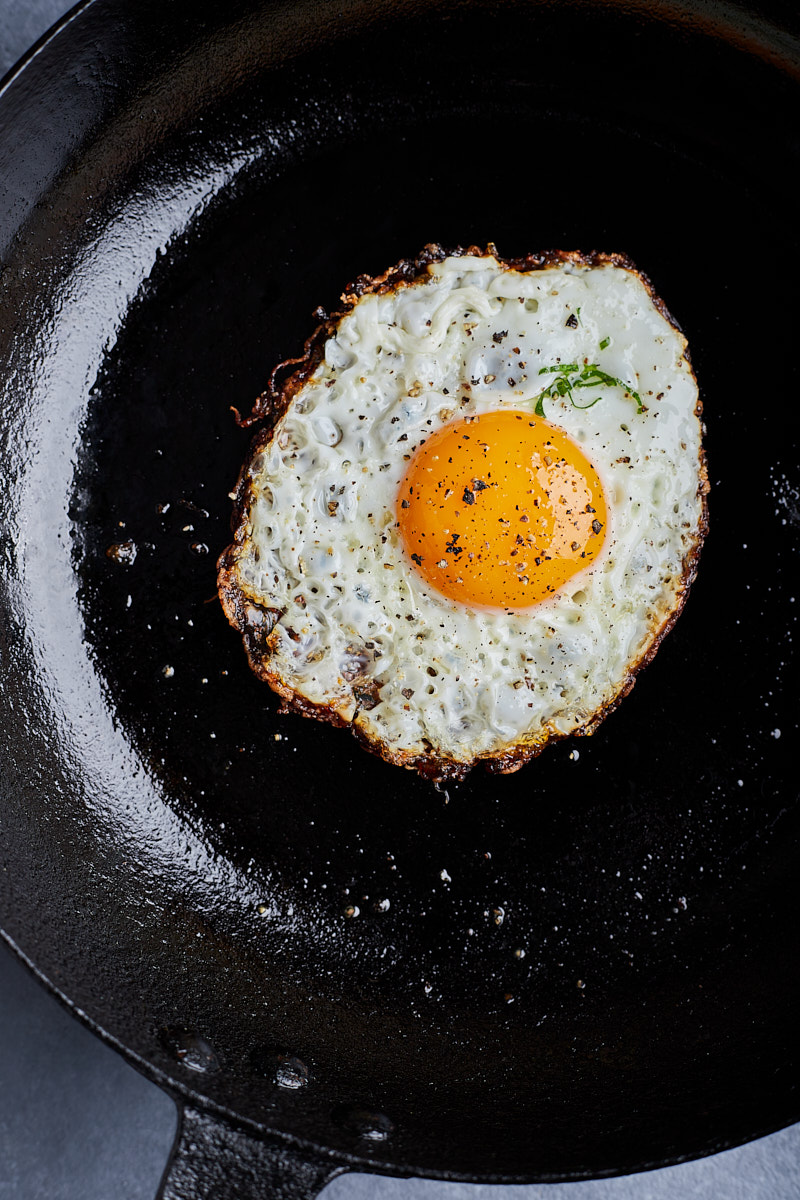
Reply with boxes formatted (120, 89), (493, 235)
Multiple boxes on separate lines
(3, 0), (799, 1181)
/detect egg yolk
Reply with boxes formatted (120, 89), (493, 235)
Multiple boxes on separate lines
(397, 409), (607, 609)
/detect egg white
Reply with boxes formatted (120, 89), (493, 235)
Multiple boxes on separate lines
(220, 251), (707, 778)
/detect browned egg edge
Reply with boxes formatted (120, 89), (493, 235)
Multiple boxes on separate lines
(217, 244), (710, 783)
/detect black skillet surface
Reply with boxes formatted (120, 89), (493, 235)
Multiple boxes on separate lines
(1, 0), (799, 1195)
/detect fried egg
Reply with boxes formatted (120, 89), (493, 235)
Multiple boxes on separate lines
(219, 246), (708, 780)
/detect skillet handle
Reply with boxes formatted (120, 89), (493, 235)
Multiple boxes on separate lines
(158, 1104), (348, 1200)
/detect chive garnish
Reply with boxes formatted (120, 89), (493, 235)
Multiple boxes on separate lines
(531, 362), (644, 416)
(599, 336), (611, 350)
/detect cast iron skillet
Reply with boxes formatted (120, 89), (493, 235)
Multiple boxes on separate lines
(1, 1), (799, 1195)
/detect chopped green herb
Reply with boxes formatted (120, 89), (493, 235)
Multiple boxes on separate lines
(531, 362), (644, 417)
(599, 336), (611, 350)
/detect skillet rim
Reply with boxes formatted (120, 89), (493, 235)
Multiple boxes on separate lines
(3, 925), (799, 1185)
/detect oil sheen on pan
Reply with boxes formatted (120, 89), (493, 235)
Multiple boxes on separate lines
(218, 244), (708, 781)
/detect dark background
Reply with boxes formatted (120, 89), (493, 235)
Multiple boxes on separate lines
(1, 2), (799, 1198)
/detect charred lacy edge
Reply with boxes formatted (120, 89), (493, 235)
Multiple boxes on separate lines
(218, 244), (710, 784)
